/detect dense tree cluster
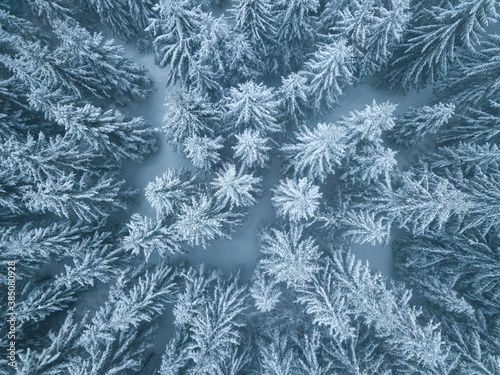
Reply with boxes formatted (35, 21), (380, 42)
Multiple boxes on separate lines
(0, 2), (160, 373)
(2, 0), (500, 373)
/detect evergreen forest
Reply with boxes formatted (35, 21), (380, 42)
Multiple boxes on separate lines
(0, 0), (499, 374)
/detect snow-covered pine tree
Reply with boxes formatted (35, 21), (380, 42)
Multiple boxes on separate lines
(211, 163), (262, 208)
(212, 343), (251, 375)
(104, 264), (178, 331)
(394, 230), (499, 317)
(0, 39), (96, 100)
(23, 172), (130, 222)
(123, 214), (183, 260)
(259, 225), (321, 287)
(295, 329), (334, 375)
(302, 38), (355, 111)
(172, 265), (217, 327)
(54, 236), (124, 287)
(232, 0), (276, 59)
(16, 310), (87, 375)
(70, 263), (177, 374)
(0, 133), (115, 219)
(368, 162), (500, 235)
(0, 220), (91, 281)
(164, 266), (250, 374)
(282, 122), (347, 182)
(190, 14), (258, 96)
(0, 133), (94, 183)
(0, 10), (44, 53)
(452, 168), (500, 234)
(0, 168), (26, 217)
(188, 59), (223, 100)
(188, 30), (224, 97)
(127, 0), (155, 31)
(147, 0), (205, 84)
(250, 268), (282, 312)
(158, 330), (190, 375)
(224, 32), (263, 83)
(386, 0), (500, 90)
(256, 329), (297, 374)
(342, 144), (397, 186)
(390, 103), (455, 147)
(51, 103), (158, 162)
(179, 270), (248, 374)
(279, 72), (309, 126)
(0, 108), (25, 142)
(294, 256), (355, 343)
(365, 167), (469, 235)
(162, 86), (220, 146)
(232, 129), (271, 170)
(53, 22), (153, 104)
(195, 16), (230, 78)
(16, 232), (122, 328)
(338, 100), (396, 146)
(82, 0), (137, 40)
(429, 143), (500, 175)
(334, 0), (411, 77)
(437, 34), (500, 108)
(296, 250), (451, 374)
(437, 312), (500, 375)
(318, 0), (349, 32)
(271, 177), (322, 222)
(173, 193), (241, 248)
(82, 0), (154, 40)
(183, 134), (223, 170)
(0, 74), (30, 140)
(1, 26), (152, 104)
(24, 85), (75, 120)
(224, 81), (281, 135)
(273, 0), (319, 71)
(394, 227), (500, 374)
(437, 101), (500, 145)
(340, 210), (391, 245)
(0, 9), (45, 43)
(22, 0), (76, 24)
(145, 168), (196, 217)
